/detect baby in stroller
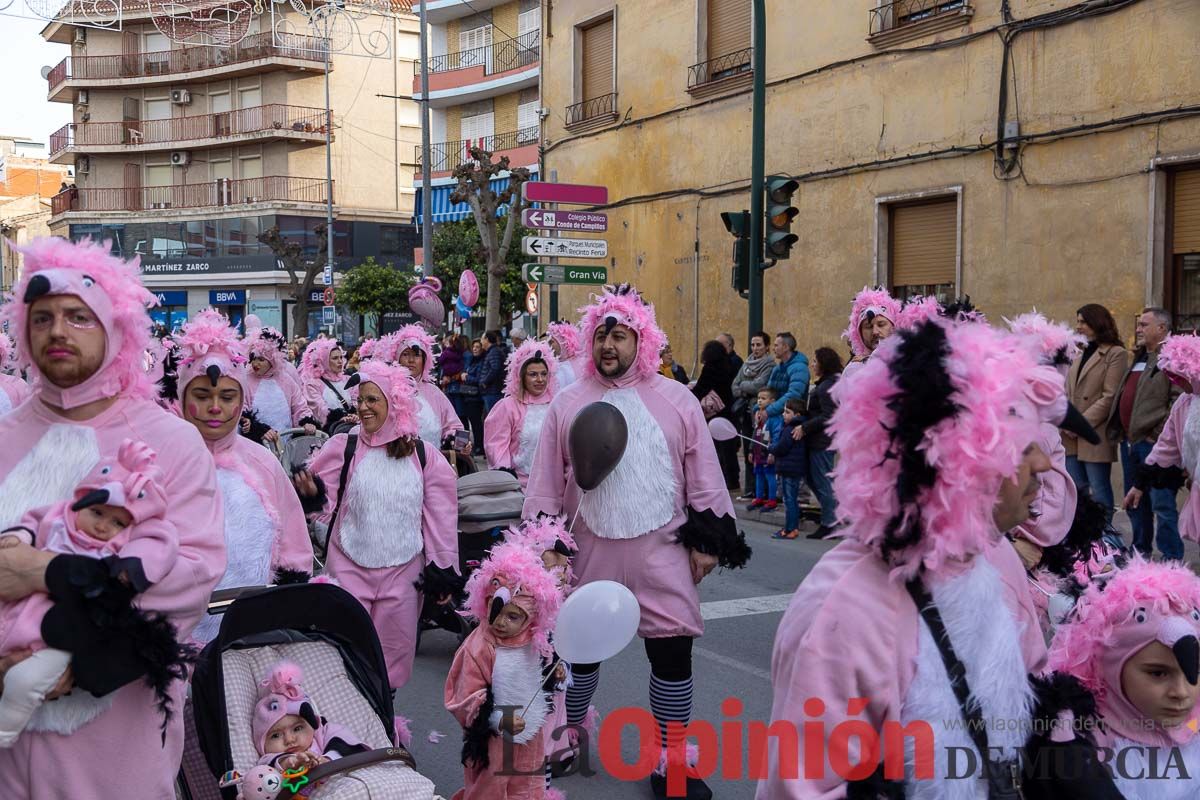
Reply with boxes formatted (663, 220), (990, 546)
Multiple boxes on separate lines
(253, 661), (369, 772)
(0, 439), (188, 746)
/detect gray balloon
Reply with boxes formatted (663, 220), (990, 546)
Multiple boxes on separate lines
(568, 401), (629, 491)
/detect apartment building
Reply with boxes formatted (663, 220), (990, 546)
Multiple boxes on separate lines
(0, 135), (71, 289)
(41, 4), (422, 337)
(540, 0), (1200, 363)
(412, 0), (541, 225)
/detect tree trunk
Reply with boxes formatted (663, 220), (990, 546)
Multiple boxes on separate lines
(292, 300), (308, 339)
(485, 255), (504, 332)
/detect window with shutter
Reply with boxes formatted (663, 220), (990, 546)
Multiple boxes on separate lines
(889, 197), (957, 301)
(460, 110), (495, 145)
(459, 22), (493, 70)
(581, 16), (614, 102)
(707, 0), (751, 61)
(517, 101), (539, 141)
(1173, 169), (1200, 255)
(1170, 169), (1200, 331)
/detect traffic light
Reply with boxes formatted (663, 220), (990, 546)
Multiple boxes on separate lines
(765, 175), (799, 261)
(721, 210), (752, 295)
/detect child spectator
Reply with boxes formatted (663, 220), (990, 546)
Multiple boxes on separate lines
(768, 398), (809, 540)
(747, 388), (782, 512)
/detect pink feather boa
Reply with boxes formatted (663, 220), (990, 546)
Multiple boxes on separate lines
(1157, 333), (1200, 385)
(1006, 311), (1085, 366)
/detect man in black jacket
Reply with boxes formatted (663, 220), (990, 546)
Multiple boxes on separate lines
(478, 330), (508, 413)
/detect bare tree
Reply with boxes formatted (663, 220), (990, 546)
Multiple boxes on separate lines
(257, 223), (328, 336)
(450, 146), (530, 332)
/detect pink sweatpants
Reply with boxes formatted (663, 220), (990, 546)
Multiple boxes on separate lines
(325, 545), (424, 690)
(452, 728), (546, 800)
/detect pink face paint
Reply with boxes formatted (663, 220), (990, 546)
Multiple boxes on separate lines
(186, 402), (201, 420)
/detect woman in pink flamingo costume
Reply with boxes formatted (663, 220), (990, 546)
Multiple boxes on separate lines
(546, 321), (586, 389)
(484, 340), (559, 487)
(243, 325), (316, 439)
(376, 324), (466, 449)
(299, 338), (356, 432)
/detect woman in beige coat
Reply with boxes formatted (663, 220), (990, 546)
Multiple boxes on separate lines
(1064, 303), (1129, 521)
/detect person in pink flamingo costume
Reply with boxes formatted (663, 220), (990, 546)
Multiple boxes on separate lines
(0, 333), (30, 417)
(1125, 332), (1200, 545)
(376, 324), (467, 450)
(0, 236), (224, 799)
(523, 284), (748, 800)
(173, 309), (313, 644)
(756, 317), (1105, 799)
(840, 286), (902, 378)
(299, 338), (356, 433)
(545, 321), (586, 389)
(243, 325), (316, 442)
(444, 540), (563, 800)
(485, 340), (559, 488)
(292, 360), (459, 691)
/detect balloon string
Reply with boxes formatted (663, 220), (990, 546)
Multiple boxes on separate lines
(519, 657), (562, 718)
(567, 499), (582, 536)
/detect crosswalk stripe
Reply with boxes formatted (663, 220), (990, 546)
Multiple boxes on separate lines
(700, 593), (793, 621)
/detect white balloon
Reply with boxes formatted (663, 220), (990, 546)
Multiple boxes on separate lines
(553, 580), (640, 664)
(707, 416), (738, 441)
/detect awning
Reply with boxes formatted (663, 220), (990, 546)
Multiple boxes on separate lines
(414, 171), (537, 226)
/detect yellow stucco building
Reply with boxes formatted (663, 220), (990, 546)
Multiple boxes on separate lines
(539, 0), (1200, 367)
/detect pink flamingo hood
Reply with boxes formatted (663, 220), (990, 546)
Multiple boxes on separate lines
(460, 540), (562, 660)
(1006, 311), (1085, 370)
(503, 339), (559, 401)
(578, 284), (667, 382)
(506, 515), (577, 585)
(896, 295), (943, 330)
(73, 438), (168, 526)
(389, 324), (436, 381)
(2, 237), (158, 409)
(244, 326), (288, 376)
(356, 337), (380, 362)
(351, 360), (419, 447)
(1047, 558), (1200, 748)
(1156, 333), (1200, 386)
(174, 309), (250, 403)
(251, 661), (320, 755)
(546, 321), (583, 360)
(300, 338), (343, 383)
(843, 286), (902, 358)
(829, 318), (1056, 582)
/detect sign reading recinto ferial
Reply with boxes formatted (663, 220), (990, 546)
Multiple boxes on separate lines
(522, 237), (608, 259)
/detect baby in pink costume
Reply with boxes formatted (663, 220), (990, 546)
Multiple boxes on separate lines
(0, 439), (176, 746)
(252, 661), (367, 772)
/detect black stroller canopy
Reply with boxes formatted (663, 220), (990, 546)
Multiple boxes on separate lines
(191, 583), (394, 786)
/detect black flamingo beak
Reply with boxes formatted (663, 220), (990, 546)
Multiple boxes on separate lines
(344, 373), (362, 390)
(23, 274), (51, 304)
(206, 365), (222, 387)
(1174, 635), (1200, 685)
(71, 488), (110, 512)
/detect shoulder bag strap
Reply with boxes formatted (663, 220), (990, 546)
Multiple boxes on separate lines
(323, 434), (358, 549)
(321, 377), (353, 413)
(906, 578), (1024, 799)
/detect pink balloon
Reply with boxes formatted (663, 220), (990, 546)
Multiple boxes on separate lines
(458, 270), (480, 307)
(708, 417), (738, 441)
(408, 279), (445, 327)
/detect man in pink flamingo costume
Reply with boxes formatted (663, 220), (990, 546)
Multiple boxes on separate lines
(0, 237), (225, 799)
(524, 284), (749, 800)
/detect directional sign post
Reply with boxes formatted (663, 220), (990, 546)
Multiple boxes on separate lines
(321, 306), (336, 326)
(522, 209), (608, 233)
(522, 264), (609, 285)
(522, 237), (608, 259)
(322, 264), (333, 287)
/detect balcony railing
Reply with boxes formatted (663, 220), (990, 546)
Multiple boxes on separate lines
(565, 93), (617, 128)
(415, 126), (539, 173)
(51, 176), (331, 215)
(687, 47), (752, 90)
(428, 30), (540, 76)
(49, 104), (329, 157)
(47, 32), (328, 92)
(869, 0), (968, 35)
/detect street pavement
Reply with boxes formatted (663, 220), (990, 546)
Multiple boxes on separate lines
(396, 507), (834, 800)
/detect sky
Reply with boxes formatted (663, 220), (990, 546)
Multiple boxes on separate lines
(0, 16), (73, 156)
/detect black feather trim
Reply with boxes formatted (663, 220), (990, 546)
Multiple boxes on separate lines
(298, 475), (327, 515)
(879, 323), (961, 564)
(941, 296), (981, 322)
(1030, 672), (1098, 740)
(240, 409), (272, 444)
(273, 568), (311, 585)
(1039, 496), (1110, 578)
(846, 763), (907, 799)
(1134, 462), (1187, 492)
(297, 415), (322, 431)
(414, 563), (465, 602)
(461, 686), (495, 769)
(675, 506), (751, 569)
(157, 345), (180, 402)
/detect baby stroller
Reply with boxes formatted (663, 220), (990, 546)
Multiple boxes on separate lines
(271, 427), (330, 475)
(189, 582), (438, 800)
(415, 469), (526, 649)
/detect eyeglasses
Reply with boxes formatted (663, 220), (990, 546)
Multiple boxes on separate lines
(29, 309), (100, 332)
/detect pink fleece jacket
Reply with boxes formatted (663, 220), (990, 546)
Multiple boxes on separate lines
(1012, 421), (1078, 548)
(0, 396), (225, 800)
(1144, 392), (1200, 543)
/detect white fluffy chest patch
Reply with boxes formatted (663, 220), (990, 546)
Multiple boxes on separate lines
(492, 644), (547, 745)
(323, 381), (350, 414)
(557, 361), (576, 388)
(1110, 735), (1200, 800)
(578, 388), (677, 539)
(900, 557), (1035, 800)
(337, 448), (423, 568)
(1183, 399), (1200, 478)
(514, 404), (550, 479)
(253, 379), (293, 432)
(415, 394), (440, 444)
(0, 425), (100, 529)
(0, 392), (11, 417)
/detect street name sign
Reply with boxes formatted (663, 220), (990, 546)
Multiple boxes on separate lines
(522, 236), (608, 258)
(522, 264), (609, 285)
(522, 209), (608, 232)
(522, 182), (608, 206)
